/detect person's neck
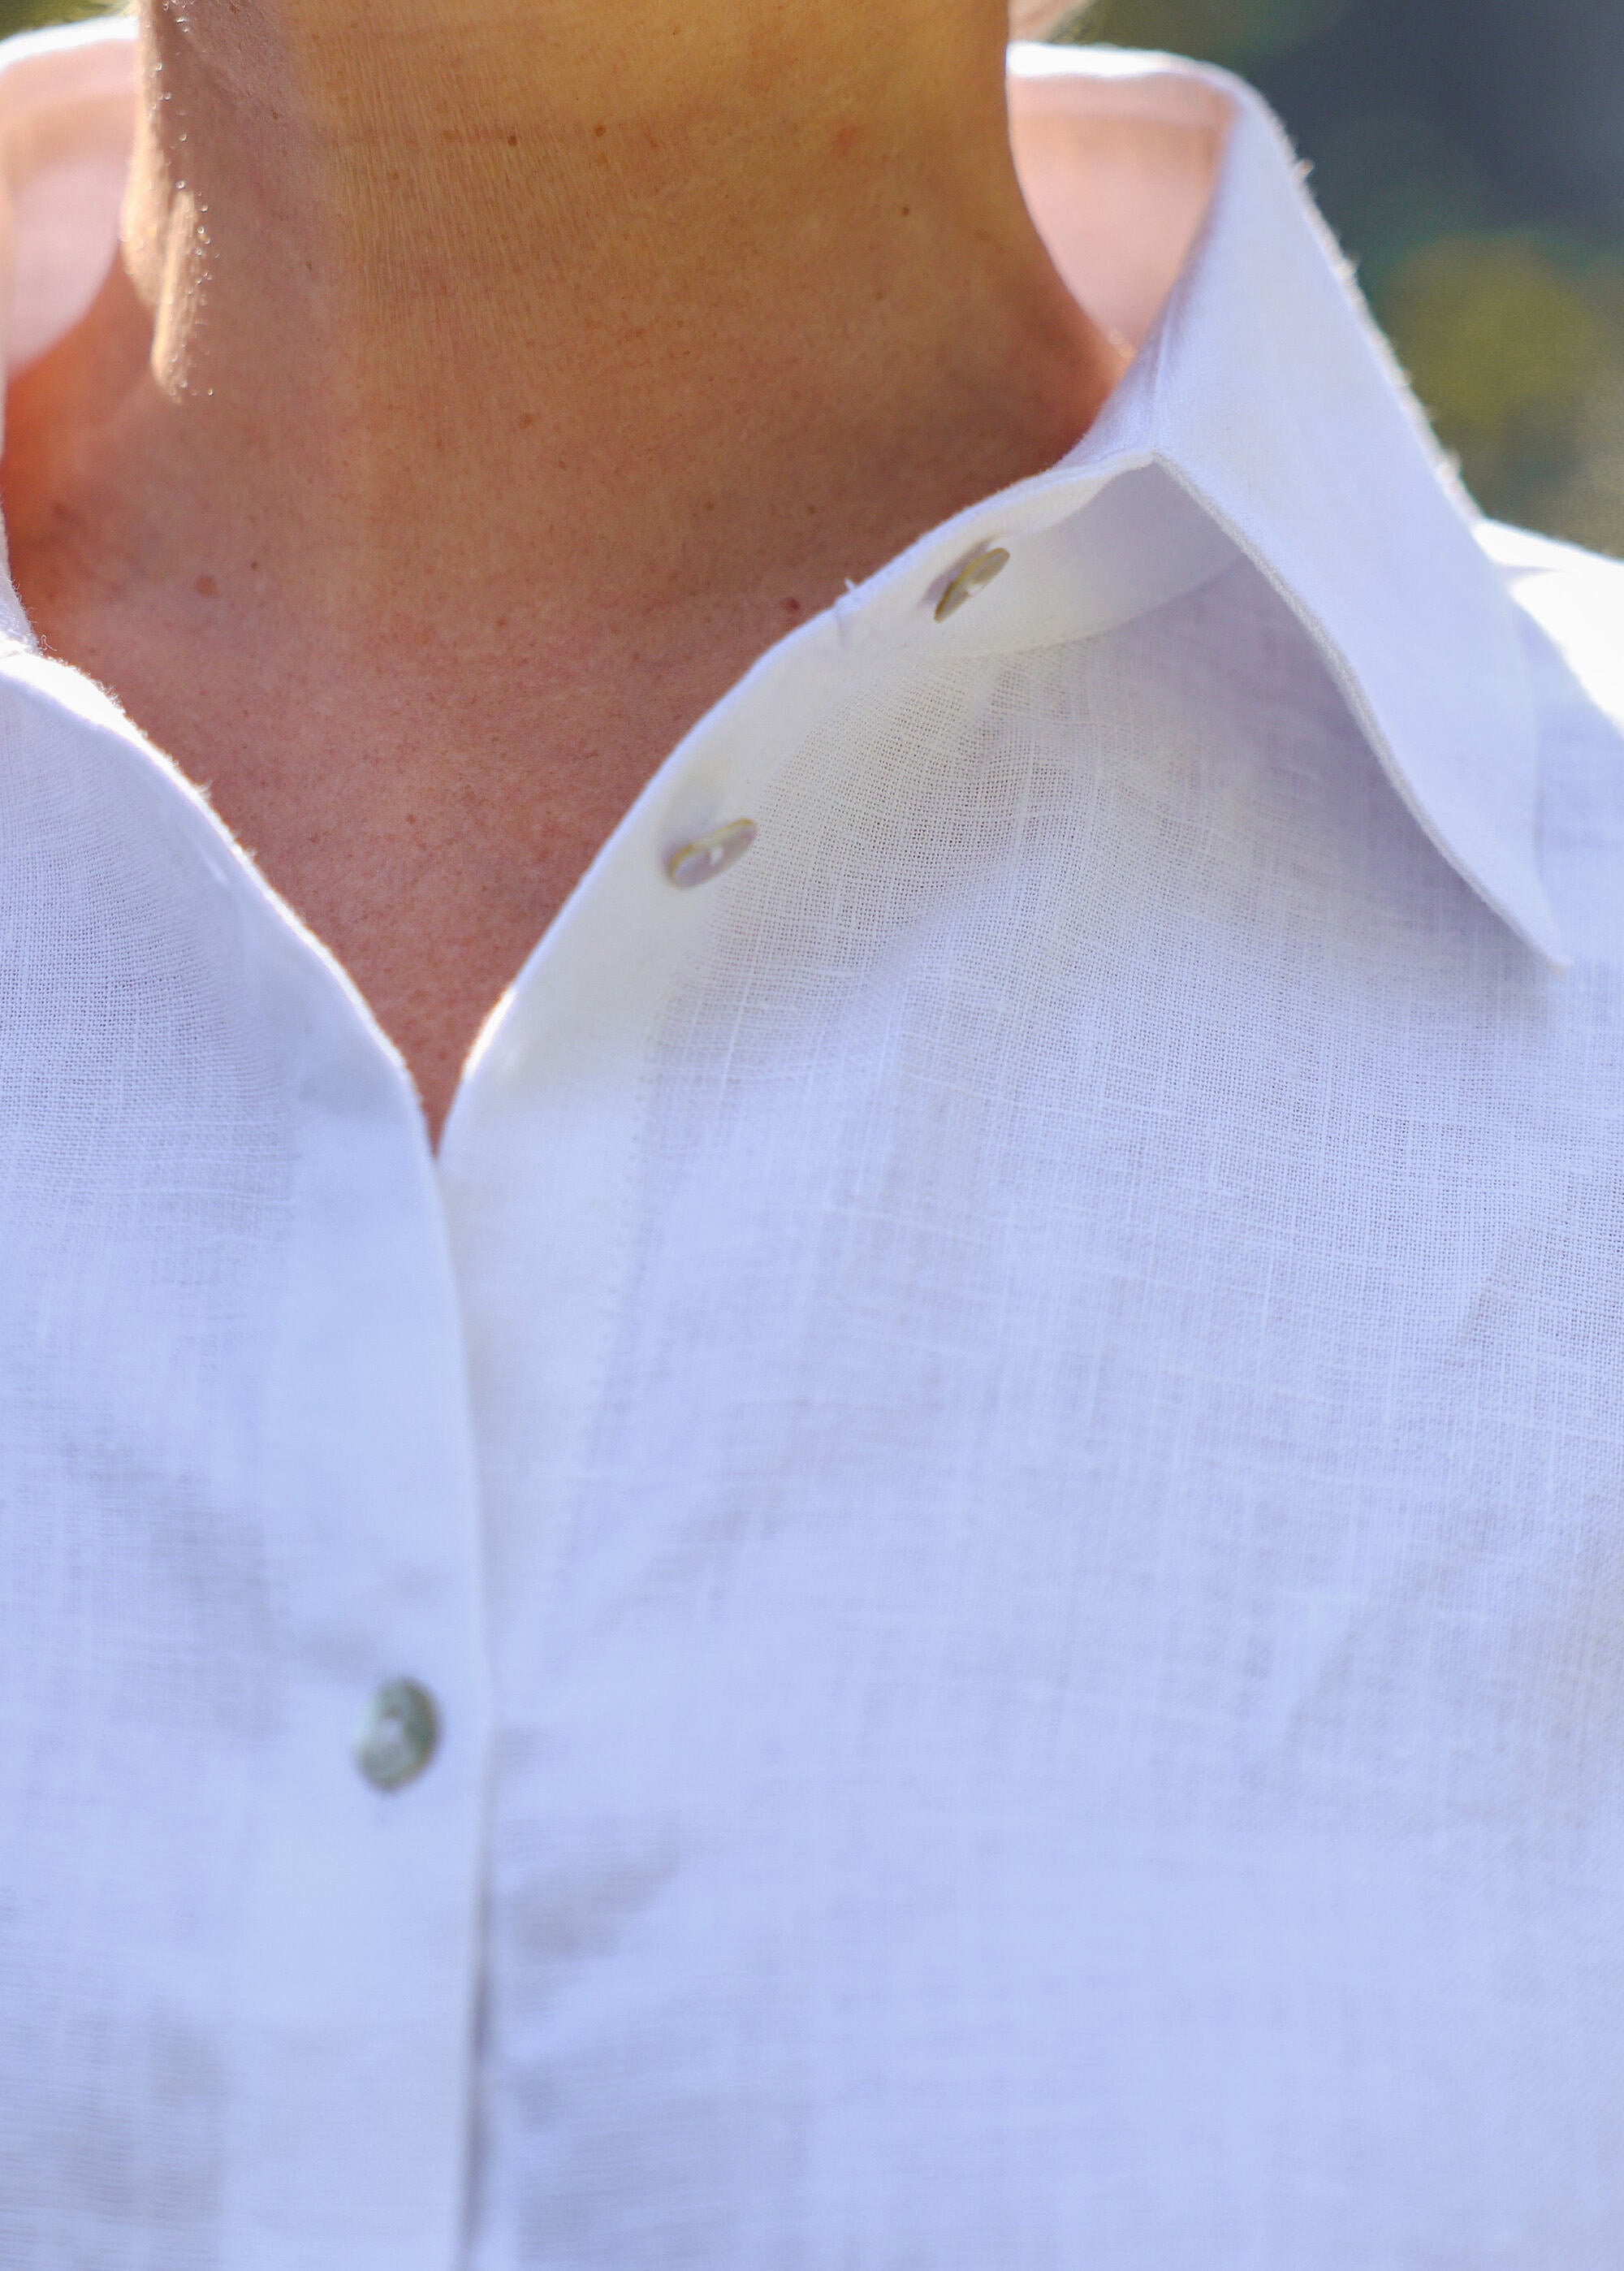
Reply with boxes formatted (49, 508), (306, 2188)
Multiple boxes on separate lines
(2, 0), (1122, 1138)
(18, 0), (1118, 639)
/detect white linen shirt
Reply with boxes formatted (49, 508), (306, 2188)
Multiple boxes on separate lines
(5, 19), (1624, 2271)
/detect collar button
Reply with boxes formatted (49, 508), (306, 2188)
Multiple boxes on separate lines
(665, 818), (758, 889)
(934, 544), (1010, 621)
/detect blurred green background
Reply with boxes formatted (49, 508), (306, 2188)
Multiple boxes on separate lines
(9, 0), (1624, 554)
(0, 0), (108, 30)
(1056, 0), (1624, 553)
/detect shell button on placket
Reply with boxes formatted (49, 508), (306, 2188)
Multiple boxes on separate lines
(933, 543), (1010, 621)
(665, 818), (758, 889)
(354, 1676), (441, 1792)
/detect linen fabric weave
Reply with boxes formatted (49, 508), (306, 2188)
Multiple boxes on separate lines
(2, 21), (1624, 2270)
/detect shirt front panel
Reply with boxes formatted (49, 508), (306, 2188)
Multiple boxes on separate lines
(0, 667), (295, 2270)
(457, 556), (1624, 2268)
(0, 662), (490, 2271)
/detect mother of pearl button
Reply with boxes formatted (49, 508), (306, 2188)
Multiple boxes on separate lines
(664, 818), (758, 889)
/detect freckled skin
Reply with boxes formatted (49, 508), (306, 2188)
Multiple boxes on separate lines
(2, 0), (1117, 1141)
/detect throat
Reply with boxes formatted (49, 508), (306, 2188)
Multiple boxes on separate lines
(99, 0), (1118, 621)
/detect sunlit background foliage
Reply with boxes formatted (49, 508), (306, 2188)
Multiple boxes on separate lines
(0, 0), (107, 29)
(6, 0), (1624, 555)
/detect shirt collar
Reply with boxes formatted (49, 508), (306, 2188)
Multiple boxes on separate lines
(1026, 43), (1565, 967)
(0, 20), (1562, 964)
(929, 42), (1561, 963)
